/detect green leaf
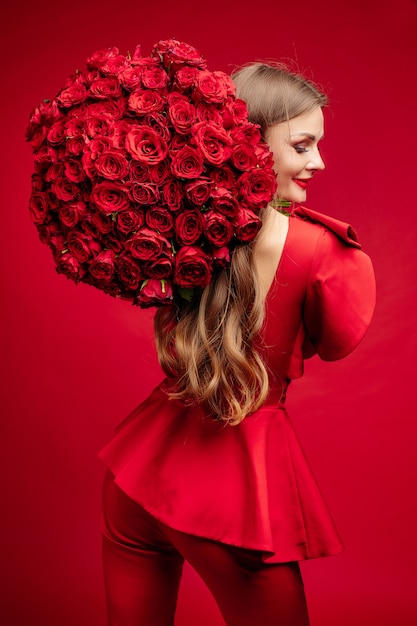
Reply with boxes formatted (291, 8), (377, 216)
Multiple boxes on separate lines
(176, 287), (194, 302)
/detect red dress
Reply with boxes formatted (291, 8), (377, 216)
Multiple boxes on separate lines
(99, 207), (376, 563)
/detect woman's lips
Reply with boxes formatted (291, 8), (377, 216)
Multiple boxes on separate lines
(293, 178), (309, 190)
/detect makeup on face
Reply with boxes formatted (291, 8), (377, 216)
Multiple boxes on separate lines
(264, 107), (325, 204)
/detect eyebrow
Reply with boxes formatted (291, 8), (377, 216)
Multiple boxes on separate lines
(290, 133), (317, 140)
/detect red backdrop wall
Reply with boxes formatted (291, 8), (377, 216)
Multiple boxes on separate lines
(1, 1), (417, 624)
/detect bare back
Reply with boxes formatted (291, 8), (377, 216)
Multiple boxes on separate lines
(252, 208), (290, 301)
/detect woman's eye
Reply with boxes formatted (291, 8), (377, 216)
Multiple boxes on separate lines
(294, 144), (308, 153)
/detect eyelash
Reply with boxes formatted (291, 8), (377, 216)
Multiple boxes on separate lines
(294, 144), (308, 154)
(293, 144), (322, 154)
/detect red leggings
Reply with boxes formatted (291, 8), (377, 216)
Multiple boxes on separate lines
(102, 471), (310, 626)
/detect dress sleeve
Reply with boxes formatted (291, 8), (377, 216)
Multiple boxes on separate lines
(303, 227), (376, 361)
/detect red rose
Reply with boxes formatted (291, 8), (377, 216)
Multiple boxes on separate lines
(137, 278), (173, 307)
(64, 159), (86, 183)
(89, 77), (123, 99)
(143, 113), (171, 140)
(47, 120), (67, 146)
(195, 70), (228, 104)
(231, 123), (262, 146)
(57, 84), (87, 108)
(254, 143), (274, 169)
(56, 253), (87, 282)
(87, 137), (113, 159)
(125, 227), (170, 261)
(144, 255), (174, 279)
(210, 187), (239, 218)
(142, 67), (169, 89)
(111, 120), (134, 150)
(125, 126), (169, 164)
(66, 117), (85, 137)
(238, 169), (277, 208)
(81, 151), (96, 179)
(169, 134), (189, 154)
(88, 249), (116, 281)
(152, 39), (207, 71)
(119, 66), (143, 91)
(204, 212), (234, 247)
(86, 47), (119, 70)
(64, 71), (86, 87)
(49, 233), (67, 258)
(81, 214), (99, 238)
(185, 178), (212, 205)
(83, 70), (100, 85)
(235, 208), (262, 243)
(116, 208), (145, 235)
(35, 216), (59, 241)
(132, 55), (159, 69)
(66, 100), (89, 117)
(101, 55), (130, 76)
(222, 98), (248, 128)
(51, 177), (79, 202)
(196, 102), (224, 126)
(58, 201), (86, 228)
(45, 163), (63, 182)
(67, 230), (102, 263)
(230, 144), (258, 171)
(102, 232), (124, 253)
(85, 275), (121, 297)
(168, 94), (197, 134)
(174, 246), (211, 288)
(129, 160), (150, 183)
(29, 192), (49, 224)
(87, 210), (114, 234)
(33, 147), (58, 173)
(94, 150), (129, 180)
(162, 180), (183, 211)
(91, 181), (131, 213)
(146, 206), (174, 235)
(28, 100), (62, 130)
(209, 165), (237, 190)
(175, 209), (204, 245)
(31, 174), (45, 191)
(129, 182), (160, 205)
(192, 122), (232, 165)
(86, 116), (112, 138)
(26, 121), (47, 151)
(211, 245), (230, 269)
(88, 99), (126, 120)
(170, 146), (204, 179)
(173, 66), (199, 91)
(128, 90), (165, 116)
(117, 253), (143, 290)
(148, 160), (171, 184)
(65, 136), (85, 156)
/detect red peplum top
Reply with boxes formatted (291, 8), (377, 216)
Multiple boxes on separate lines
(99, 207), (376, 563)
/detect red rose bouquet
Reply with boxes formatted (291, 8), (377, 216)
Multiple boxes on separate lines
(26, 39), (277, 307)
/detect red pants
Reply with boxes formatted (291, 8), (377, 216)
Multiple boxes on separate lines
(102, 471), (310, 626)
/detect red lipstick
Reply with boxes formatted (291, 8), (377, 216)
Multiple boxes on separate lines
(293, 178), (309, 190)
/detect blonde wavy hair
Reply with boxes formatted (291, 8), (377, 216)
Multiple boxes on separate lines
(154, 62), (327, 425)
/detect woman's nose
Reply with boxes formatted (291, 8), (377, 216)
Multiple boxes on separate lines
(306, 150), (325, 171)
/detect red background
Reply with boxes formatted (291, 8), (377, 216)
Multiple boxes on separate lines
(1, 1), (417, 624)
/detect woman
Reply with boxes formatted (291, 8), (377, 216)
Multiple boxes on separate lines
(99, 62), (375, 625)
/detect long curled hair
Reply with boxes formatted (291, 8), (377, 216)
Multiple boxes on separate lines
(154, 63), (327, 425)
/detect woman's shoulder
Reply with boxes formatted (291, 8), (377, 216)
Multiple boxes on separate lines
(292, 207), (376, 361)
